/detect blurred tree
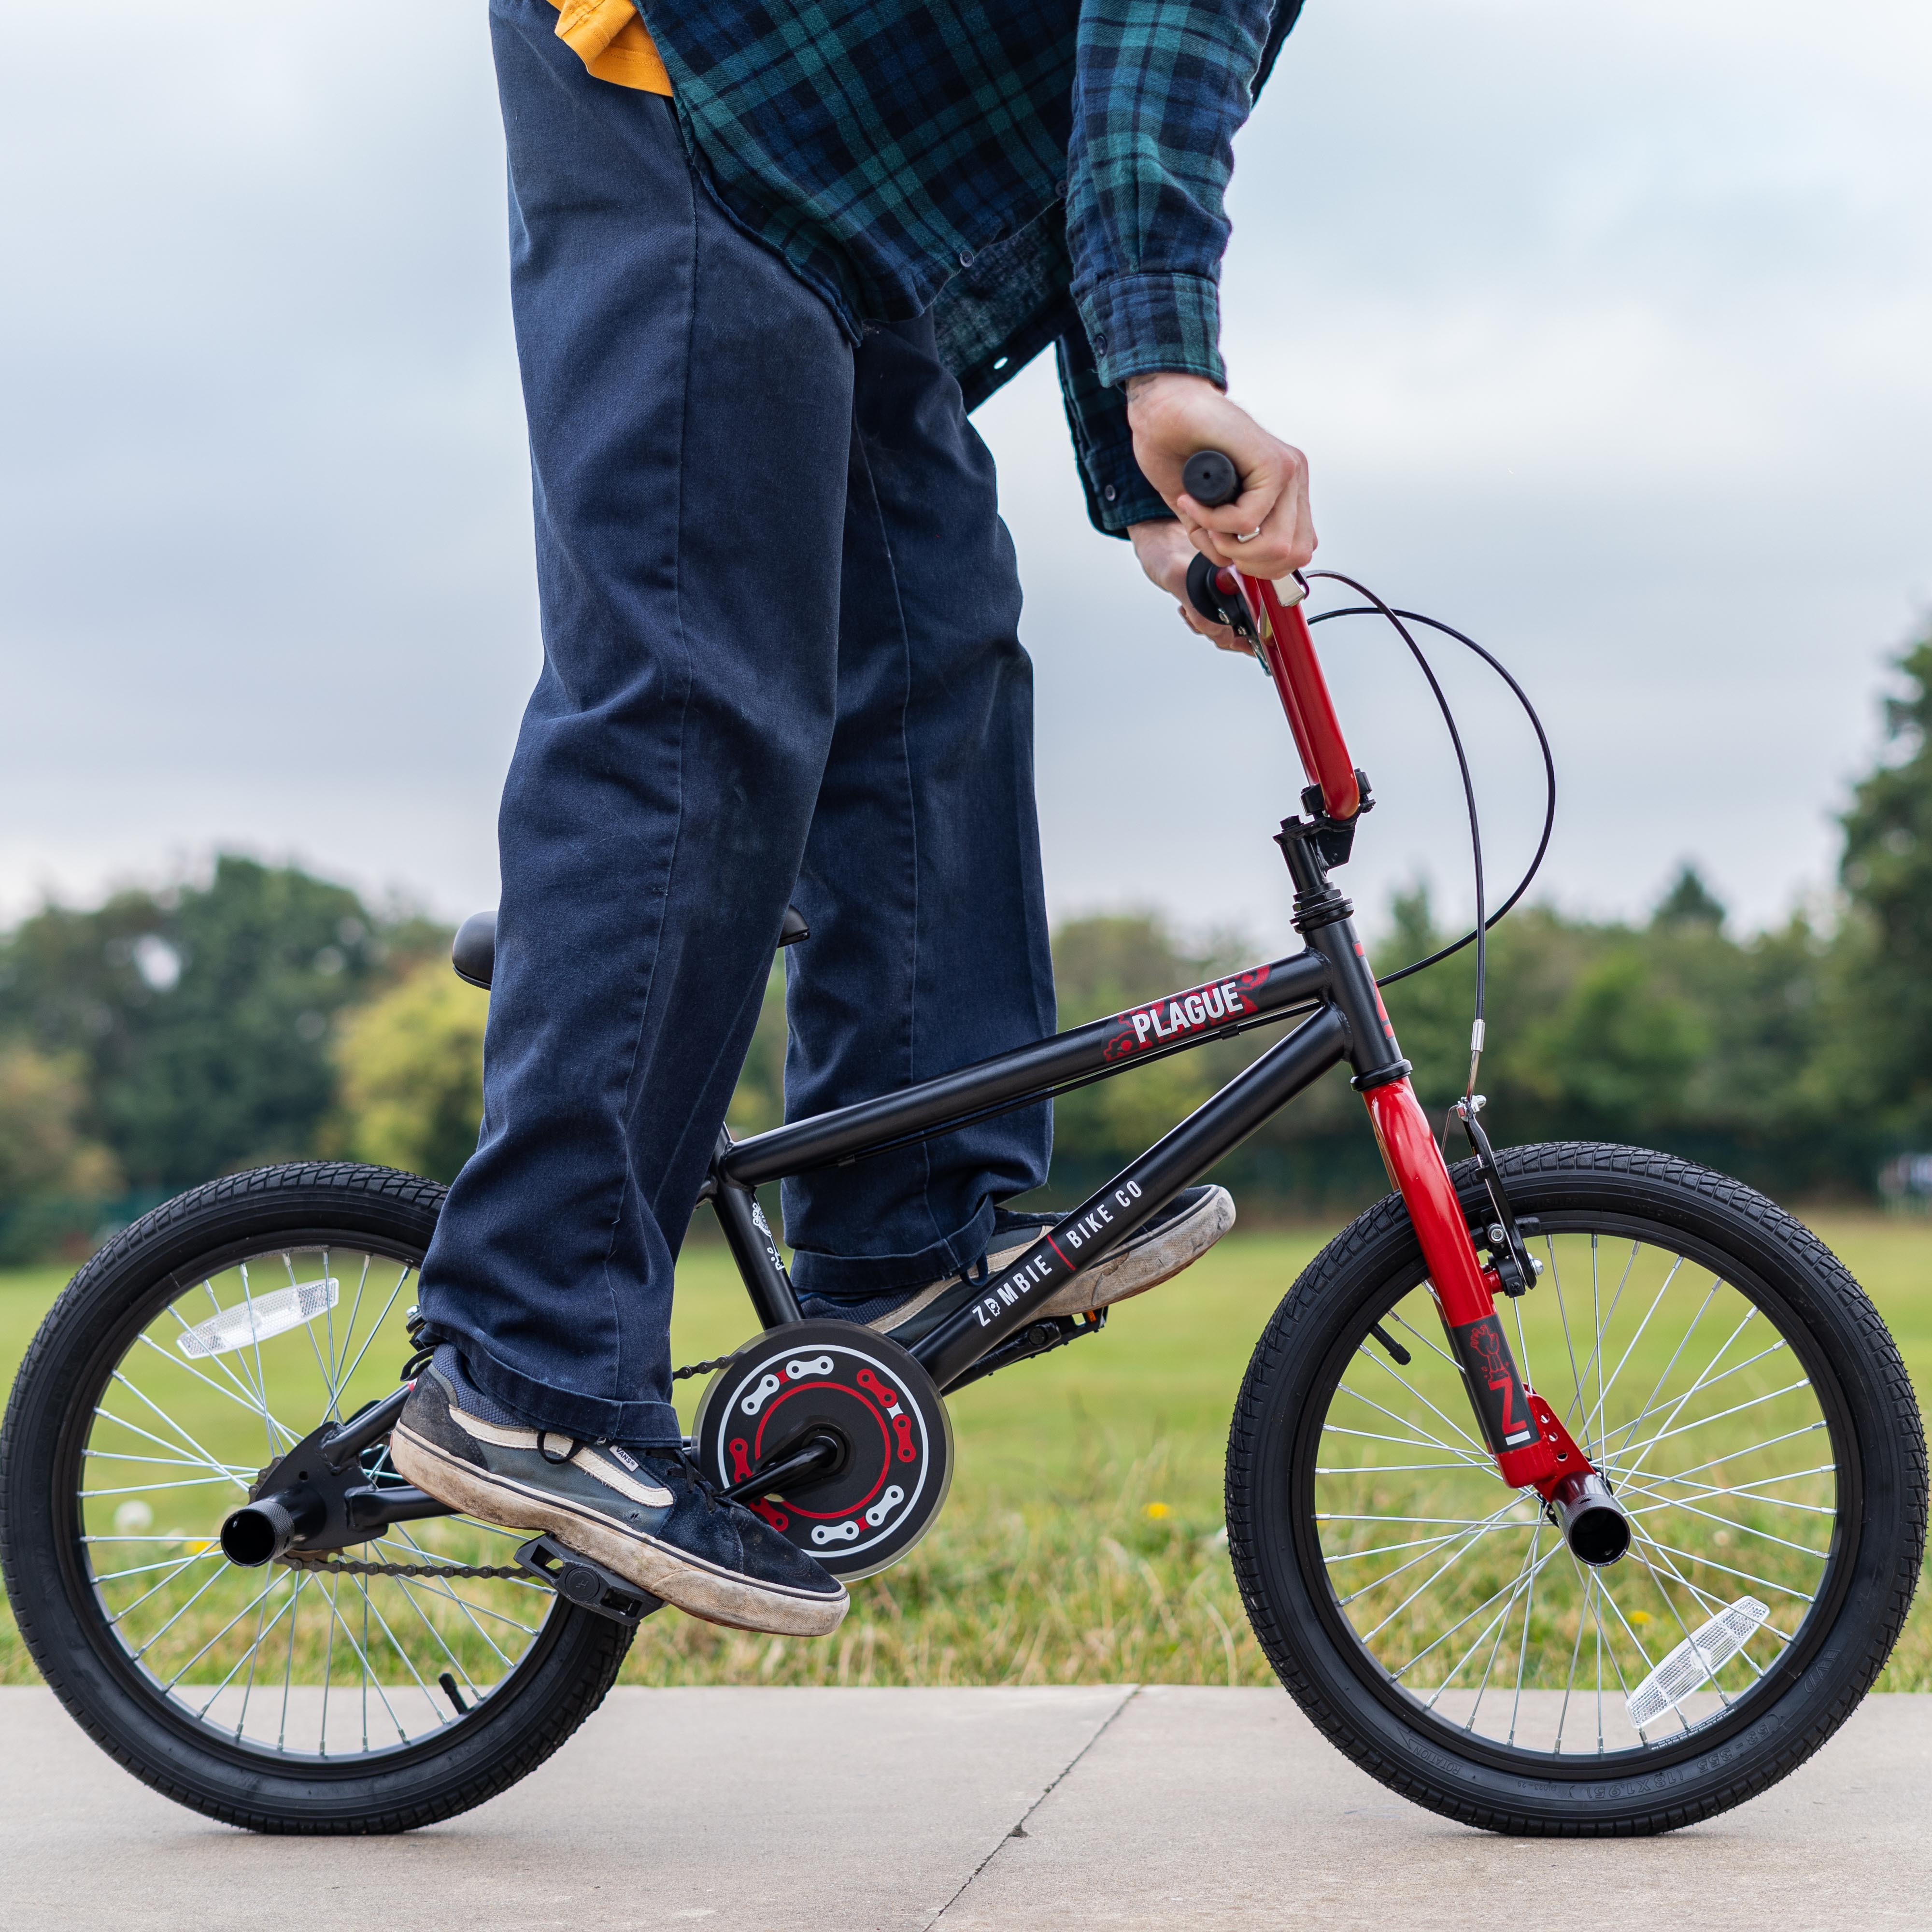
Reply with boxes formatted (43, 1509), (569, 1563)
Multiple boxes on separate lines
(1841, 630), (1932, 1138)
(1521, 949), (1710, 1137)
(1050, 913), (1222, 1160)
(1652, 863), (1728, 931)
(0, 1046), (123, 1203)
(726, 962), (787, 1138)
(0, 854), (444, 1188)
(332, 963), (488, 1181)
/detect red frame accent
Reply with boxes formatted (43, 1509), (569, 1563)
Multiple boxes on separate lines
(1360, 1079), (1557, 1488)
(1523, 1392), (1597, 1501)
(1232, 577), (1563, 1490)
(1220, 568), (1361, 821)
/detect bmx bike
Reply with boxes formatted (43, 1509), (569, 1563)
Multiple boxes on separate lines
(3, 456), (1923, 1835)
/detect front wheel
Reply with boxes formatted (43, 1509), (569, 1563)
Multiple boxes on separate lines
(1227, 1142), (1925, 1835)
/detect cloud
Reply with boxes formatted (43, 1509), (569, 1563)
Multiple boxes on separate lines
(2, 0), (1927, 951)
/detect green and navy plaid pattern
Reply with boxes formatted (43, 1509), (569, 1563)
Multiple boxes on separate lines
(638, 0), (1300, 531)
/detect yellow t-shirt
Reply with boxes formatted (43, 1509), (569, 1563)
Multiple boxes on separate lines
(548, 0), (671, 95)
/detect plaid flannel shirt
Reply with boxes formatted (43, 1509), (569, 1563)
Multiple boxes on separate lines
(637, 1), (1302, 534)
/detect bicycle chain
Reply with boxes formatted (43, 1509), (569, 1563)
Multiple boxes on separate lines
(283, 1554), (528, 1581)
(672, 1352), (739, 1382)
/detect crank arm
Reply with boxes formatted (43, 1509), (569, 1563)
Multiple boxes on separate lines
(717, 1430), (841, 1505)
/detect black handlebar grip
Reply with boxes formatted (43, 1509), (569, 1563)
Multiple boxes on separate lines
(1181, 448), (1240, 507)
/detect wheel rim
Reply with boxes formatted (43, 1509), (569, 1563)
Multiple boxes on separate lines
(1301, 1213), (1852, 1766)
(65, 1239), (564, 1764)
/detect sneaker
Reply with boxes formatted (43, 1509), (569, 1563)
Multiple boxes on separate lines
(839, 1183), (1235, 1347)
(389, 1353), (848, 1638)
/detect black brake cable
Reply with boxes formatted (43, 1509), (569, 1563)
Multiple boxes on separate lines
(1300, 575), (1558, 1103)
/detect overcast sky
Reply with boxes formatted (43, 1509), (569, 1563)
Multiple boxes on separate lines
(2, 1), (1927, 953)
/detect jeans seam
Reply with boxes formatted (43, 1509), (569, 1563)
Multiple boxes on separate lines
(854, 426), (946, 1257)
(594, 110), (702, 1403)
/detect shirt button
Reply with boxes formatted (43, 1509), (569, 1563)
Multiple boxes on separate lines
(1093, 330), (1108, 351)
(958, 247), (974, 267)
(1103, 485), (1118, 502)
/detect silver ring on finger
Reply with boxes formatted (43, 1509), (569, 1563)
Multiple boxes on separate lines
(1234, 527), (1262, 543)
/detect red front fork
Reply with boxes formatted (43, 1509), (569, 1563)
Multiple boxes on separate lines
(1360, 1080), (1559, 1488)
(1231, 562), (1586, 1496)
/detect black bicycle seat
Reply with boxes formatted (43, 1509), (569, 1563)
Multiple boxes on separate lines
(451, 903), (808, 991)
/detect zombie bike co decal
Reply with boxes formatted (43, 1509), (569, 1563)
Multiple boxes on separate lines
(967, 1182), (1145, 1328)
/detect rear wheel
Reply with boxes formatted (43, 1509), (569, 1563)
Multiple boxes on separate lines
(1227, 1142), (1926, 1834)
(1, 1164), (634, 1833)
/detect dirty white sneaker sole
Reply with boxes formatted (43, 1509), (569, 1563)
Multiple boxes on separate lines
(870, 1184), (1236, 1336)
(1032, 1183), (1236, 1318)
(387, 1371), (847, 1638)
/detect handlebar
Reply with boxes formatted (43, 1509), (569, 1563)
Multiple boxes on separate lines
(1180, 449), (1240, 508)
(1182, 448), (1361, 823)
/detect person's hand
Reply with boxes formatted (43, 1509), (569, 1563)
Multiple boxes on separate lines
(1126, 371), (1315, 581)
(1127, 519), (1250, 654)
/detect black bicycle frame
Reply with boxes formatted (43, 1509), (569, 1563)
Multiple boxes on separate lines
(323, 555), (1572, 1545)
(706, 813), (1408, 1394)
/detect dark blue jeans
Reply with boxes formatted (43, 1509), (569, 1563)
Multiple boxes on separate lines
(416, 0), (1055, 1446)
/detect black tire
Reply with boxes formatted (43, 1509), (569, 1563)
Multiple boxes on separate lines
(1226, 1142), (1926, 1835)
(1, 1163), (634, 1833)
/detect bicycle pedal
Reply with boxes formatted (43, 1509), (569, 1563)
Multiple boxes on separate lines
(515, 1534), (663, 1628)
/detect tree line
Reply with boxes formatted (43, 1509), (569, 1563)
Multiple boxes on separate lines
(4, 633), (1931, 1260)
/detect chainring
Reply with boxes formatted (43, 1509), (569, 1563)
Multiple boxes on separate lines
(690, 1320), (952, 1581)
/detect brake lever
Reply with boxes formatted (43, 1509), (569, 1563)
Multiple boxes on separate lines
(1184, 550), (1260, 649)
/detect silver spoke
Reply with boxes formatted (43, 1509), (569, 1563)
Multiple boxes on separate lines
(1358, 1345), (1491, 1457)
(1545, 1235), (1591, 1454)
(1311, 1222), (1838, 1764)
(333, 1253), (375, 1406)
(1627, 1532), (1819, 1604)
(1604, 1380), (1818, 1466)
(109, 1367), (252, 1475)
(102, 1550), (213, 1624)
(1401, 1539), (1567, 1686)
(1361, 1499), (1533, 1645)
(1620, 1491), (1829, 1560)
(81, 1476), (248, 1498)
(65, 1237), (550, 1768)
(334, 1266), (414, 1393)
(1627, 1421), (1830, 1488)
(1590, 1256), (1687, 1441)
(1332, 1380), (1484, 1458)
(1335, 1519), (1524, 1609)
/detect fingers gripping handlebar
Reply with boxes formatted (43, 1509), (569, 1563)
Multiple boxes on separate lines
(1180, 448), (1361, 823)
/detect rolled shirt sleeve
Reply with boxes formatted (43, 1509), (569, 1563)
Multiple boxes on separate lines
(1065, 0), (1275, 389)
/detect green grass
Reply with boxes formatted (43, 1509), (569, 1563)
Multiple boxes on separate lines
(2, 1217), (1928, 1692)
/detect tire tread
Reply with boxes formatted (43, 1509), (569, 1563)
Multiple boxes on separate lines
(1224, 1140), (1927, 1836)
(1, 1163), (635, 1834)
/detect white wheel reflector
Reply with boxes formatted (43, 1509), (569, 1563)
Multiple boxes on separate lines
(1626, 1598), (1770, 1731)
(175, 1277), (339, 1359)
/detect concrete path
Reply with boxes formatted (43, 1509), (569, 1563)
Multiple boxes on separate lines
(4, 1686), (1927, 1930)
